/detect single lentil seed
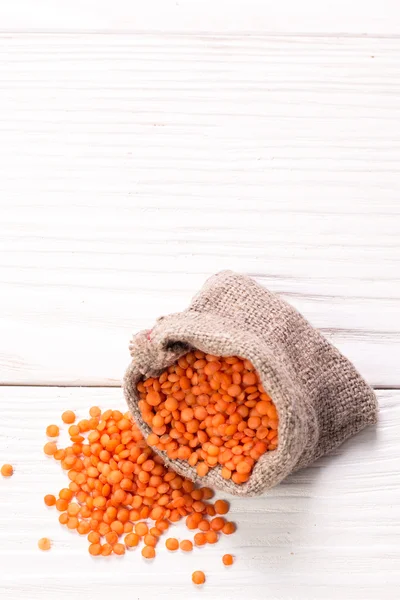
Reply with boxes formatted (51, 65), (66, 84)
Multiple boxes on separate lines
(38, 537), (51, 551)
(1, 464), (13, 477)
(142, 545), (156, 559)
(62, 411), (76, 424)
(192, 571), (206, 585)
(180, 539), (193, 552)
(165, 538), (179, 551)
(46, 425), (59, 437)
(222, 553), (234, 565)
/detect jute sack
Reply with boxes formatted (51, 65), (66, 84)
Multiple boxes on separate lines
(123, 271), (378, 496)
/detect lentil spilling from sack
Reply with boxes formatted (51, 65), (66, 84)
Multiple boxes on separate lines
(137, 351), (279, 484)
(43, 407), (235, 563)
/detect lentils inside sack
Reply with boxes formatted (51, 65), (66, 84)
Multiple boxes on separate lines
(43, 407), (235, 560)
(137, 352), (278, 484)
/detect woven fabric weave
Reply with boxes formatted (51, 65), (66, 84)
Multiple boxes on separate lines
(123, 271), (377, 496)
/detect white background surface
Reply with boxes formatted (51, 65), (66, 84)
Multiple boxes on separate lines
(0, 2), (399, 599)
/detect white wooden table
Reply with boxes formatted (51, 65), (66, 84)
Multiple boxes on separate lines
(1, 2), (399, 599)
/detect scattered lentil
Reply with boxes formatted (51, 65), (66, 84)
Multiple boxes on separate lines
(192, 571), (206, 585)
(61, 411), (76, 424)
(1, 464), (13, 477)
(44, 494), (56, 507)
(38, 537), (51, 551)
(46, 425), (59, 437)
(166, 537), (179, 551)
(180, 539), (193, 552)
(142, 545), (156, 559)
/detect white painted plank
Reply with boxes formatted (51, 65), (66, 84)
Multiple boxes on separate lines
(0, 0), (400, 34)
(0, 34), (399, 386)
(0, 387), (398, 600)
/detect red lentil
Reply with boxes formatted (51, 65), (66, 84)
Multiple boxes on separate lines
(113, 543), (126, 555)
(46, 425), (59, 437)
(214, 499), (229, 515)
(125, 533), (140, 548)
(44, 494), (56, 507)
(61, 411), (76, 424)
(1, 464), (13, 477)
(88, 543), (101, 556)
(194, 532), (207, 546)
(142, 545), (156, 559)
(180, 539), (193, 552)
(101, 543), (113, 556)
(165, 537), (179, 551)
(192, 571), (206, 585)
(222, 522), (236, 535)
(222, 553), (234, 565)
(43, 442), (57, 456)
(38, 537), (51, 551)
(205, 531), (218, 544)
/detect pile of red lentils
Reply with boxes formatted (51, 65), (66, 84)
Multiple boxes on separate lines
(138, 351), (278, 484)
(40, 405), (236, 584)
(1, 352), (279, 586)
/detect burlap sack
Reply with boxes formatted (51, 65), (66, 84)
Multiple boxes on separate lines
(123, 271), (378, 496)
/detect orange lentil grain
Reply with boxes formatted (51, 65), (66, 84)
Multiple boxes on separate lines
(88, 531), (100, 544)
(61, 411), (76, 424)
(205, 530), (218, 544)
(180, 540), (193, 552)
(210, 517), (225, 531)
(59, 514), (68, 526)
(59, 488), (73, 501)
(1, 464), (13, 477)
(135, 522), (148, 537)
(110, 521), (124, 535)
(77, 521), (90, 535)
(144, 534), (157, 547)
(46, 425), (59, 437)
(88, 543), (101, 556)
(222, 553), (234, 565)
(165, 538), (179, 551)
(55, 498), (68, 512)
(214, 499), (229, 515)
(156, 520), (169, 532)
(44, 494), (56, 507)
(38, 537), (51, 551)
(194, 532), (206, 546)
(44, 442), (57, 456)
(89, 406), (101, 418)
(222, 521), (236, 535)
(142, 545), (156, 559)
(67, 517), (79, 529)
(192, 571), (205, 585)
(113, 543), (125, 556)
(101, 543), (113, 556)
(196, 462), (209, 477)
(124, 533), (140, 548)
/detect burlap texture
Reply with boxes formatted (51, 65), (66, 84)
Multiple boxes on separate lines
(123, 271), (377, 496)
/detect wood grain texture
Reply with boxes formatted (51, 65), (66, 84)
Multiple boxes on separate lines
(0, 387), (398, 600)
(1, 0), (400, 34)
(0, 33), (399, 386)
